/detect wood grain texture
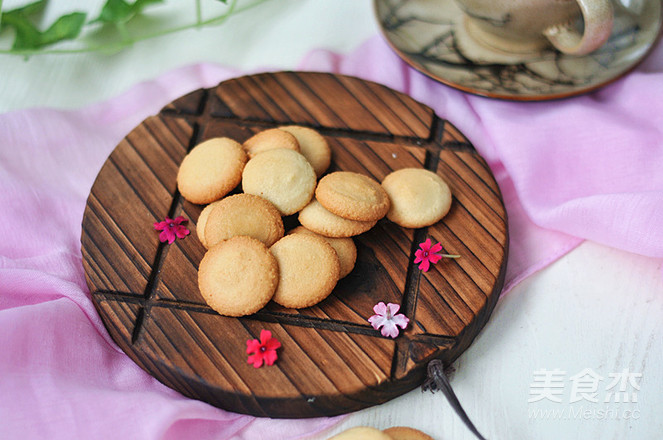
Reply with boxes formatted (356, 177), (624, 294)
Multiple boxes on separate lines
(81, 72), (508, 418)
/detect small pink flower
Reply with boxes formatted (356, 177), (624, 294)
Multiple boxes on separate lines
(413, 238), (458, 272)
(153, 215), (190, 244)
(246, 329), (281, 368)
(368, 302), (409, 338)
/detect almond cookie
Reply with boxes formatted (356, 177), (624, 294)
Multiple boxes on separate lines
(242, 128), (300, 159)
(381, 168), (452, 228)
(288, 226), (357, 278)
(196, 199), (223, 248)
(382, 427), (435, 440)
(279, 125), (331, 177)
(316, 171), (390, 222)
(242, 148), (317, 216)
(203, 194), (284, 248)
(328, 427), (392, 440)
(177, 137), (247, 204)
(270, 234), (340, 309)
(198, 236), (278, 317)
(299, 199), (376, 238)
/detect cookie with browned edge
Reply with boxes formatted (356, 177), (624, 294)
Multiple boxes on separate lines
(316, 171), (390, 222)
(328, 427), (392, 440)
(242, 148), (317, 216)
(196, 200), (222, 248)
(299, 199), (376, 238)
(288, 226), (357, 278)
(279, 125), (331, 177)
(381, 168), (452, 228)
(243, 128), (300, 158)
(177, 137), (247, 204)
(204, 193), (284, 248)
(270, 233), (340, 309)
(198, 236), (278, 317)
(383, 426), (435, 440)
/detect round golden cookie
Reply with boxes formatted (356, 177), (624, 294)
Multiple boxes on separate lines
(288, 226), (357, 278)
(316, 171), (390, 222)
(203, 194), (284, 248)
(269, 234), (340, 309)
(328, 427), (392, 440)
(242, 148), (317, 216)
(381, 168), (452, 228)
(198, 236), (278, 317)
(177, 137), (247, 204)
(298, 199), (376, 238)
(196, 200), (223, 248)
(279, 125), (331, 177)
(382, 427), (435, 440)
(242, 128), (300, 158)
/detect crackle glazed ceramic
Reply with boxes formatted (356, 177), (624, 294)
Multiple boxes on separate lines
(453, 0), (614, 55)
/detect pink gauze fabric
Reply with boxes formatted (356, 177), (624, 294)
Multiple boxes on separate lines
(1, 34), (662, 439)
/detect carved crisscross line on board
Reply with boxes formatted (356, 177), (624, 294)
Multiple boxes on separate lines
(92, 84), (475, 353)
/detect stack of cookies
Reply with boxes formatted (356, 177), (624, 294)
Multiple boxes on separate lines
(176, 126), (452, 317)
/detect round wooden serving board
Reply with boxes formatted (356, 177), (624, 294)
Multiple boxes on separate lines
(81, 72), (508, 418)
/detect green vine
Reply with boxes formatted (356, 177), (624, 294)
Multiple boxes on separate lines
(0, 0), (269, 56)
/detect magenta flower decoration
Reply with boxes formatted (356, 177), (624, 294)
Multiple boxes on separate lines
(368, 302), (410, 338)
(246, 329), (281, 368)
(154, 215), (190, 244)
(413, 238), (459, 272)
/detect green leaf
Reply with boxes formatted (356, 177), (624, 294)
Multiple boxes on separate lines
(1, 0), (85, 50)
(37, 12), (86, 47)
(135, 0), (164, 7)
(1, 0), (46, 33)
(2, 12), (41, 49)
(2, 8), (86, 50)
(92, 0), (133, 24)
(3, 0), (47, 18)
(92, 0), (164, 25)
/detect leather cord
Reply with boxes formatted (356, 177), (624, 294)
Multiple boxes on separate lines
(422, 360), (488, 440)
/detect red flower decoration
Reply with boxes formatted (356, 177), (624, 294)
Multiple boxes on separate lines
(414, 238), (459, 272)
(154, 215), (190, 244)
(246, 329), (281, 368)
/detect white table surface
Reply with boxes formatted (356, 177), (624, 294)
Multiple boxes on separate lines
(2, 1), (662, 439)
